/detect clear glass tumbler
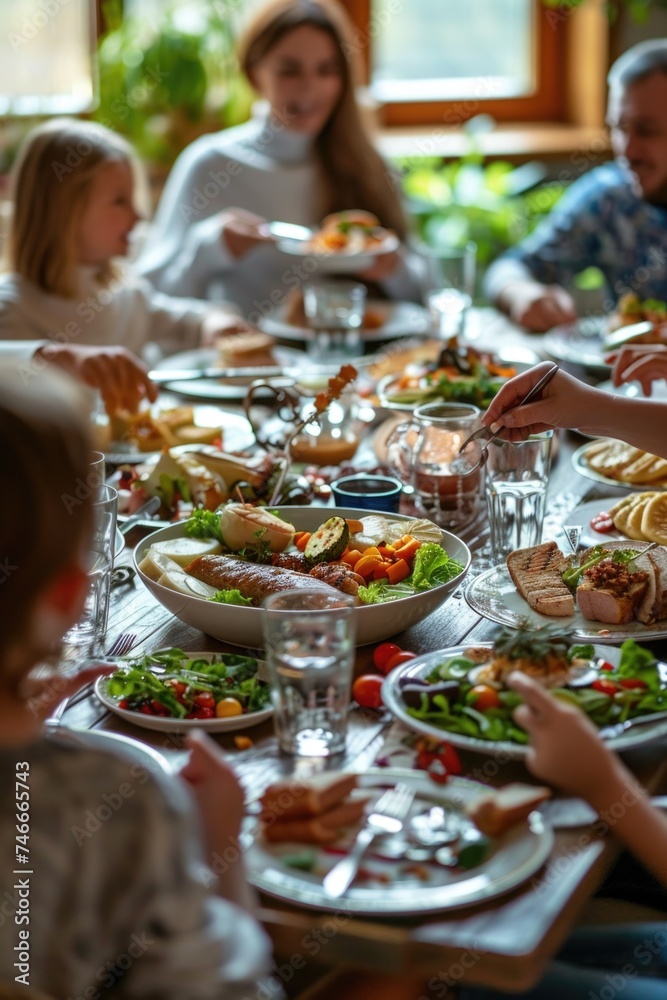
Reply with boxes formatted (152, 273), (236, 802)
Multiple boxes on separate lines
(485, 432), (553, 564)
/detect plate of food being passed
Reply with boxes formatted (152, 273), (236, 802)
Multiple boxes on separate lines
(276, 211), (400, 274)
(382, 631), (667, 758)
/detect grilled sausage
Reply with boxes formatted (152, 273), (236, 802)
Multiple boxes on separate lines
(184, 555), (341, 606)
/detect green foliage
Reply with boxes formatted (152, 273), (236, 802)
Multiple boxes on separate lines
(541, 0), (667, 23)
(95, 0), (254, 164)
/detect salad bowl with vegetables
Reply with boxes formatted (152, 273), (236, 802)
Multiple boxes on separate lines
(95, 647), (273, 733)
(383, 626), (667, 759)
(133, 505), (471, 647)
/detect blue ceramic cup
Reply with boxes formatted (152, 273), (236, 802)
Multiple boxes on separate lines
(330, 473), (403, 513)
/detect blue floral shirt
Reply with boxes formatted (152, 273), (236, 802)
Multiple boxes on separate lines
(502, 162), (667, 310)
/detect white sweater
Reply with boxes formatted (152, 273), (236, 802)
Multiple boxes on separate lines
(137, 112), (423, 318)
(0, 268), (209, 363)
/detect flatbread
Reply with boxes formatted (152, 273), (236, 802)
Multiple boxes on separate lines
(642, 493), (667, 545)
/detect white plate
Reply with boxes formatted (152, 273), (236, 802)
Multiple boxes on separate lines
(465, 564), (667, 642)
(260, 299), (431, 342)
(243, 767), (553, 915)
(382, 644), (667, 759)
(94, 650), (273, 734)
(596, 378), (667, 402)
(276, 233), (400, 274)
(101, 404), (255, 464)
(151, 346), (314, 401)
(543, 316), (611, 372)
(134, 507), (471, 648)
(572, 440), (667, 492)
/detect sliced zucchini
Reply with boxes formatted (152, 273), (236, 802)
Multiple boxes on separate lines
(304, 516), (350, 566)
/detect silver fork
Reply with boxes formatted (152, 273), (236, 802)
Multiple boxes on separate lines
(322, 783), (415, 899)
(44, 632), (138, 729)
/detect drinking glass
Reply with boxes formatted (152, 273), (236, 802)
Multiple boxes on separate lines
(303, 280), (366, 360)
(63, 484), (118, 654)
(485, 432), (553, 564)
(422, 242), (476, 341)
(262, 589), (356, 757)
(385, 402), (484, 530)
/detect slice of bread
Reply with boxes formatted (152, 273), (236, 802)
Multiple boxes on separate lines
(260, 772), (358, 821)
(466, 783), (551, 837)
(642, 494), (667, 545)
(262, 798), (367, 844)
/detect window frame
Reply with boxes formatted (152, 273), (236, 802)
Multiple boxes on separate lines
(339, 0), (589, 129)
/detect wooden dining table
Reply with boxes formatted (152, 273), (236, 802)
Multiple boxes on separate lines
(60, 309), (667, 996)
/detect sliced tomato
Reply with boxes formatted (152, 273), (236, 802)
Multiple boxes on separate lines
(193, 692), (216, 709)
(590, 511), (615, 533)
(592, 678), (619, 696)
(598, 660), (616, 672)
(619, 678), (648, 690)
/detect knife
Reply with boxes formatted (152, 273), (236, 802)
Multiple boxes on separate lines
(148, 362), (368, 384)
(119, 496), (161, 534)
(603, 320), (655, 351)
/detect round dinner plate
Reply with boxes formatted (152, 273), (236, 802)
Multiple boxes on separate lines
(94, 650), (273, 734)
(276, 233), (400, 274)
(259, 298), (431, 343)
(543, 315), (611, 372)
(151, 346), (314, 401)
(243, 767), (553, 915)
(49, 728), (171, 774)
(101, 404), (255, 464)
(134, 507), (471, 648)
(382, 644), (667, 759)
(596, 378), (667, 402)
(465, 563), (667, 643)
(572, 440), (667, 493)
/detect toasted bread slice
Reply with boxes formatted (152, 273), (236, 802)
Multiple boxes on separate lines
(261, 797), (367, 844)
(466, 783), (551, 837)
(260, 772), (358, 821)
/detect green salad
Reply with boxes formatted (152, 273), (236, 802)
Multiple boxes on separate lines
(401, 637), (667, 745)
(104, 647), (270, 720)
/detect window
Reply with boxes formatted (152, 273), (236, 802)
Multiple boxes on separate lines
(341, 0), (571, 127)
(0, 0), (95, 115)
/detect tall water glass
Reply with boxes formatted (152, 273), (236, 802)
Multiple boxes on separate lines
(423, 242), (476, 341)
(303, 280), (366, 360)
(262, 590), (356, 757)
(485, 432), (553, 564)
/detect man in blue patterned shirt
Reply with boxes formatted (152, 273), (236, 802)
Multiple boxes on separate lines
(485, 40), (667, 332)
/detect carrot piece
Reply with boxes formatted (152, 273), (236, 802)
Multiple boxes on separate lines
(393, 538), (421, 562)
(294, 531), (311, 551)
(372, 562), (392, 580)
(234, 736), (253, 750)
(378, 544), (396, 558)
(385, 558), (411, 585)
(345, 519), (364, 535)
(358, 545), (381, 559)
(342, 548), (363, 567)
(355, 553), (384, 578)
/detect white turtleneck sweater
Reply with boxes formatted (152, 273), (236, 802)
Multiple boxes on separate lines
(137, 113), (423, 319)
(0, 267), (210, 365)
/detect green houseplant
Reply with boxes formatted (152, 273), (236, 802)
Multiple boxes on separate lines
(94, 0), (254, 167)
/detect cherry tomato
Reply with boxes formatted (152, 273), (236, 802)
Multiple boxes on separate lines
(373, 642), (401, 672)
(140, 704), (156, 715)
(170, 681), (188, 697)
(468, 684), (502, 711)
(151, 699), (169, 716)
(193, 692), (216, 709)
(590, 511), (615, 533)
(383, 650), (417, 674)
(191, 706), (215, 719)
(592, 678), (619, 696)
(415, 741), (462, 776)
(352, 674), (384, 709)
(619, 678), (648, 690)
(599, 660), (616, 672)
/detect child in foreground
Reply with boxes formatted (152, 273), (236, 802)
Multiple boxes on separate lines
(0, 365), (271, 997)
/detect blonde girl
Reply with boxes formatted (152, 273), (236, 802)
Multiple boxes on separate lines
(138, 0), (422, 319)
(0, 118), (246, 406)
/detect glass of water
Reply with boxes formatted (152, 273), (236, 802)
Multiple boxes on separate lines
(485, 432), (553, 564)
(422, 242), (476, 341)
(303, 280), (366, 361)
(262, 589), (356, 757)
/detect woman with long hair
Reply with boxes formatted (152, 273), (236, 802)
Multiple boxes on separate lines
(137, 0), (422, 321)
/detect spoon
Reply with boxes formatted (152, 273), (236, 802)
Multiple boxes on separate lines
(263, 221), (314, 242)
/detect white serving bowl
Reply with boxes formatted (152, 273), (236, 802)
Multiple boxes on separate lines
(133, 506), (471, 648)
